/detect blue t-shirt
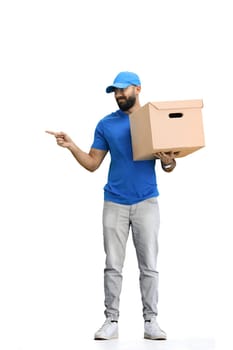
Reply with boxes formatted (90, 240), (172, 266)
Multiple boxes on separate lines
(91, 109), (159, 205)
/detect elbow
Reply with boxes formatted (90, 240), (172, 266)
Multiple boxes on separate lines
(87, 167), (96, 173)
(86, 164), (99, 172)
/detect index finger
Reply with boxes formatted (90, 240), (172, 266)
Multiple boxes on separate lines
(45, 130), (57, 136)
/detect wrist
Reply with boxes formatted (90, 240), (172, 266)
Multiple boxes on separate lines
(161, 158), (176, 172)
(161, 158), (174, 166)
(162, 162), (173, 169)
(67, 142), (76, 151)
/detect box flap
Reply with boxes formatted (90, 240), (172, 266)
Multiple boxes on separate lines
(150, 99), (203, 110)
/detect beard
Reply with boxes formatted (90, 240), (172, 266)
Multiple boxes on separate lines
(116, 95), (136, 111)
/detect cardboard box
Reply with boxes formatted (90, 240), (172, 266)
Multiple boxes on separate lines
(129, 99), (205, 160)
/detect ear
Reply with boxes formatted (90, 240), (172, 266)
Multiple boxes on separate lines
(135, 86), (141, 93)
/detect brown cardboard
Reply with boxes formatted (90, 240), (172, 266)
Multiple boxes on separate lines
(129, 99), (205, 160)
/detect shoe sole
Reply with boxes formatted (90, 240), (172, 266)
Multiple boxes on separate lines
(94, 336), (118, 340)
(144, 334), (167, 340)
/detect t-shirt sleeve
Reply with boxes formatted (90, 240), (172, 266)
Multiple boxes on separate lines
(91, 120), (109, 151)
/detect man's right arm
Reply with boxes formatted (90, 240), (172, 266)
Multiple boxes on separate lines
(45, 131), (108, 172)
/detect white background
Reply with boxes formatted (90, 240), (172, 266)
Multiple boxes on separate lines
(0, 1), (232, 349)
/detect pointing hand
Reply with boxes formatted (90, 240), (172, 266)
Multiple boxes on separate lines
(45, 130), (73, 148)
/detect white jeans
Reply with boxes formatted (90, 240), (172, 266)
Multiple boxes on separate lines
(102, 197), (160, 321)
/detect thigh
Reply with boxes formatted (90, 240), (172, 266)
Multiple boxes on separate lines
(131, 197), (160, 235)
(103, 201), (130, 269)
(131, 198), (160, 268)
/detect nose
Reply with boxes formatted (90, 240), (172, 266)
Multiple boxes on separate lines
(114, 88), (125, 97)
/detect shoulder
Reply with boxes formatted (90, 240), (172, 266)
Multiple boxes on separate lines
(100, 110), (121, 122)
(95, 110), (121, 129)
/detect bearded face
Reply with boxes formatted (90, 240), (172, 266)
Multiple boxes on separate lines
(115, 87), (137, 111)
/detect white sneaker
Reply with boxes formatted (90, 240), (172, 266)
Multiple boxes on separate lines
(94, 318), (118, 340)
(144, 317), (167, 340)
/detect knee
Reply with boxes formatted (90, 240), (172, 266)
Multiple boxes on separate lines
(105, 256), (124, 274)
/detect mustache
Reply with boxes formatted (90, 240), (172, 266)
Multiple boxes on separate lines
(116, 96), (126, 101)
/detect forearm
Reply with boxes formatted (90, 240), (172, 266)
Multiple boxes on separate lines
(68, 143), (98, 172)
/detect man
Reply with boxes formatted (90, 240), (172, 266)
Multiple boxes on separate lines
(46, 71), (176, 340)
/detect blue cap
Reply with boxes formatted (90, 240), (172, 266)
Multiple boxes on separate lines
(106, 71), (141, 93)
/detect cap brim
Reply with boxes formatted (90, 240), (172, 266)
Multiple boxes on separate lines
(106, 82), (130, 93)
